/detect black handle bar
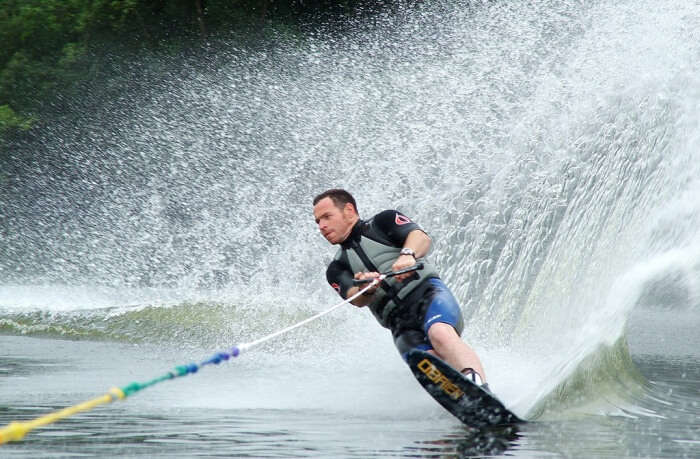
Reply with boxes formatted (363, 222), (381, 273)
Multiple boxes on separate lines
(352, 262), (424, 285)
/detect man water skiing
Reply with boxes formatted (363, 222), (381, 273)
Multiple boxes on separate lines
(312, 189), (488, 388)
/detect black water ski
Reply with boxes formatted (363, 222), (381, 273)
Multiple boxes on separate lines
(406, 349), (523, 427)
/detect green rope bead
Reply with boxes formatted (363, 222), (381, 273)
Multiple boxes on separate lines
(120, 382), (144, 397)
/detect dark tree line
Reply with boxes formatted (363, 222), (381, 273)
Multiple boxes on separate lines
(0, 0), (384, 142)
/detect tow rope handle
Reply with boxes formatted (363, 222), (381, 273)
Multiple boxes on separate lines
(352, 262), (424, 285)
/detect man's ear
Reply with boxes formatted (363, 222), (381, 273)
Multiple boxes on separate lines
(344, 202), (356, 216)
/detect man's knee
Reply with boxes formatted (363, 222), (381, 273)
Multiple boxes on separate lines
(427, 322), (459, 350)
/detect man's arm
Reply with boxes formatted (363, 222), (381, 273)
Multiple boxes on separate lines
(346, 272), (380, 307)
(326, 259), (377, 307)
(391, 229), (431, 281)
(402, 229), (431, 258)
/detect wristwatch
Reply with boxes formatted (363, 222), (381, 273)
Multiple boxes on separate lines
(400, 248), (416, 258)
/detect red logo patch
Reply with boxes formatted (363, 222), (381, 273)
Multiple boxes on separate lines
(395, 213), (411, 225)
(330, 282), (340, 293)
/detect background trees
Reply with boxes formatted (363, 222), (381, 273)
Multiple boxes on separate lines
(0, 0), (375, 142)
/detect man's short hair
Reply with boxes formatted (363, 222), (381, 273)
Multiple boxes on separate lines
(313, 189), (358, 214)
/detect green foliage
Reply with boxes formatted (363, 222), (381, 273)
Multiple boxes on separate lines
(0, 104), (34, 134)
(0, 104), (33, 160)
(0, 0), (88, 126)
(0, 0), (379, 142)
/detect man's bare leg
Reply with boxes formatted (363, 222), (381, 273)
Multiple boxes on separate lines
(427, 322), (486, 382)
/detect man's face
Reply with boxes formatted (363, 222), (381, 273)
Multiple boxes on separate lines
(313, 197), (356, 244)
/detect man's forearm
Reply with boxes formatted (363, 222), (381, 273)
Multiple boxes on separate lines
(348, 286), (374, 307)
(403, 230), (431, 257)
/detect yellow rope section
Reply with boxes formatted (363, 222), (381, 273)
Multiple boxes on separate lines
(0, 387), (124, 445)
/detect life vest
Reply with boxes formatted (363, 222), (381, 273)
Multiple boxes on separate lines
(334, 234), (439, 328)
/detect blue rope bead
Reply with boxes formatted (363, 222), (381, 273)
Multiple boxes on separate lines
(202, 352), (228, 365)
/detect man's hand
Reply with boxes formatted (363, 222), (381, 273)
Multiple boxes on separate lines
(392, 255), (417, 282)
(354, 271), (381, 294)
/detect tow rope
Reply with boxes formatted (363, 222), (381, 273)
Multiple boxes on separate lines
(0, 263), (422, 444)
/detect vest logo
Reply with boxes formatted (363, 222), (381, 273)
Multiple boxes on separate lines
(417, 358), (465, 400)
(395, 213), (411, 225)
(330, 282), (340, 293)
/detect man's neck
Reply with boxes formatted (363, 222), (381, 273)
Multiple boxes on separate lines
(339, 217), (361, 245)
